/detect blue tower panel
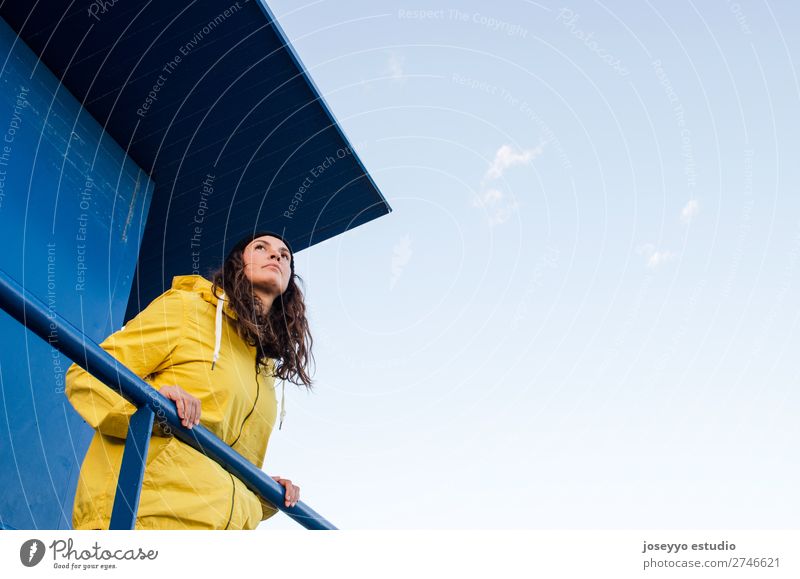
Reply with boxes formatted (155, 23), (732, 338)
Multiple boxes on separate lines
(0, 2), (391, 323)
(0, 17), (154, 529)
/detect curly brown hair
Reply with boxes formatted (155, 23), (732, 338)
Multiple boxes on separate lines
(210, 238), (314, 388)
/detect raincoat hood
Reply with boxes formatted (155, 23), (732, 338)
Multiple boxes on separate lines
(171, 275), (235, 370)
(171, 274), (237, 318)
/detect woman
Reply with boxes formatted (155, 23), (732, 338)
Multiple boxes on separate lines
(65, 232), (313, 530)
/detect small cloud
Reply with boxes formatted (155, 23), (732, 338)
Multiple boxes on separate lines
(647, 250), (676, 268)
(487, 200), (519, 227)
(471, 188), (503, 208)
(390, 234), (412, 290)
(681, 199), (699, 224)
(471, 188), (518, 226)
(472, 143), (543, 227)
(386, 52), (405, 82)
(637, 243), (676, 269)
(484, 144), (544, 180)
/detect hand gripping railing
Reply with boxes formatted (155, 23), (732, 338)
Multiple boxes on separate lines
(0, 268), (336, 530)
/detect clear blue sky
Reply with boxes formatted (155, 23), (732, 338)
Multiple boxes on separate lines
(258, 0), (799, 529)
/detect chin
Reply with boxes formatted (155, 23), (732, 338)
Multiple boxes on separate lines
(258, 275), (288, 292)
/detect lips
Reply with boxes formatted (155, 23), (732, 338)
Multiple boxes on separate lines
(264, 264), (281, 272)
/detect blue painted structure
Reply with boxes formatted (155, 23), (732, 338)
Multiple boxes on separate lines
(0, 17), (155, 529)
(0, 0), (389, 529)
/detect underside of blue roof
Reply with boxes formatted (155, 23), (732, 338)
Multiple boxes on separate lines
(0, 0), (390, 319)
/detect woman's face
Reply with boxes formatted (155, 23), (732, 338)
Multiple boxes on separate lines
(242, 235), (292, 297)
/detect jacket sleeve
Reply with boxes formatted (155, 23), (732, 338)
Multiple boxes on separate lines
(65, 289), (185, 439)
(259, 496), (279, 521)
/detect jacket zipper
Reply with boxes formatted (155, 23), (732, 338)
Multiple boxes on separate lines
(225, 362), (263, 529)
(230, 369), (261, 448)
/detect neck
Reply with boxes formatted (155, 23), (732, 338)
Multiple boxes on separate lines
(254, 290), (275, 314)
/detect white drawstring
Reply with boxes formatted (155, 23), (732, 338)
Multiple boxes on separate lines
(279, 380), (286, 429)
(212, 290), (286, 429)
(211, 291), (225, 370)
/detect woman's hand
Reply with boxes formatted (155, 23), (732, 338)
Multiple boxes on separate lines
(271, 476), (300, 508)
(159, 385), (201, 429)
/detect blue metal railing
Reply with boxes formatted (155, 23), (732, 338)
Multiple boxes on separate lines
(0, 268), (336, 530)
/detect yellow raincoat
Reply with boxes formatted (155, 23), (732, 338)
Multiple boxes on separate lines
(66, 275), (279, 530)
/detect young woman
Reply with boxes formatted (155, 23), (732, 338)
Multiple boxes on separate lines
(66, 232), (313, 530)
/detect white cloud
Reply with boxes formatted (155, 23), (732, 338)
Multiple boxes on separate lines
(637, 243), (676, 269)
(647, 250), (676, 268)
(681, 199), (699, 224)
(484, 144), (544, 180)
(471, 188), (503, 208)
(390, 234), (412, 290)
(487, 201), (519, 227)
(386, 52), (405, 82)
(471, 188), (519, 226)
(471, 143), (543, 226)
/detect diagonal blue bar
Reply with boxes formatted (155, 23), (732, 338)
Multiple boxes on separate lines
(109, 407), (155, 530)
(0, 268), (337, 530)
